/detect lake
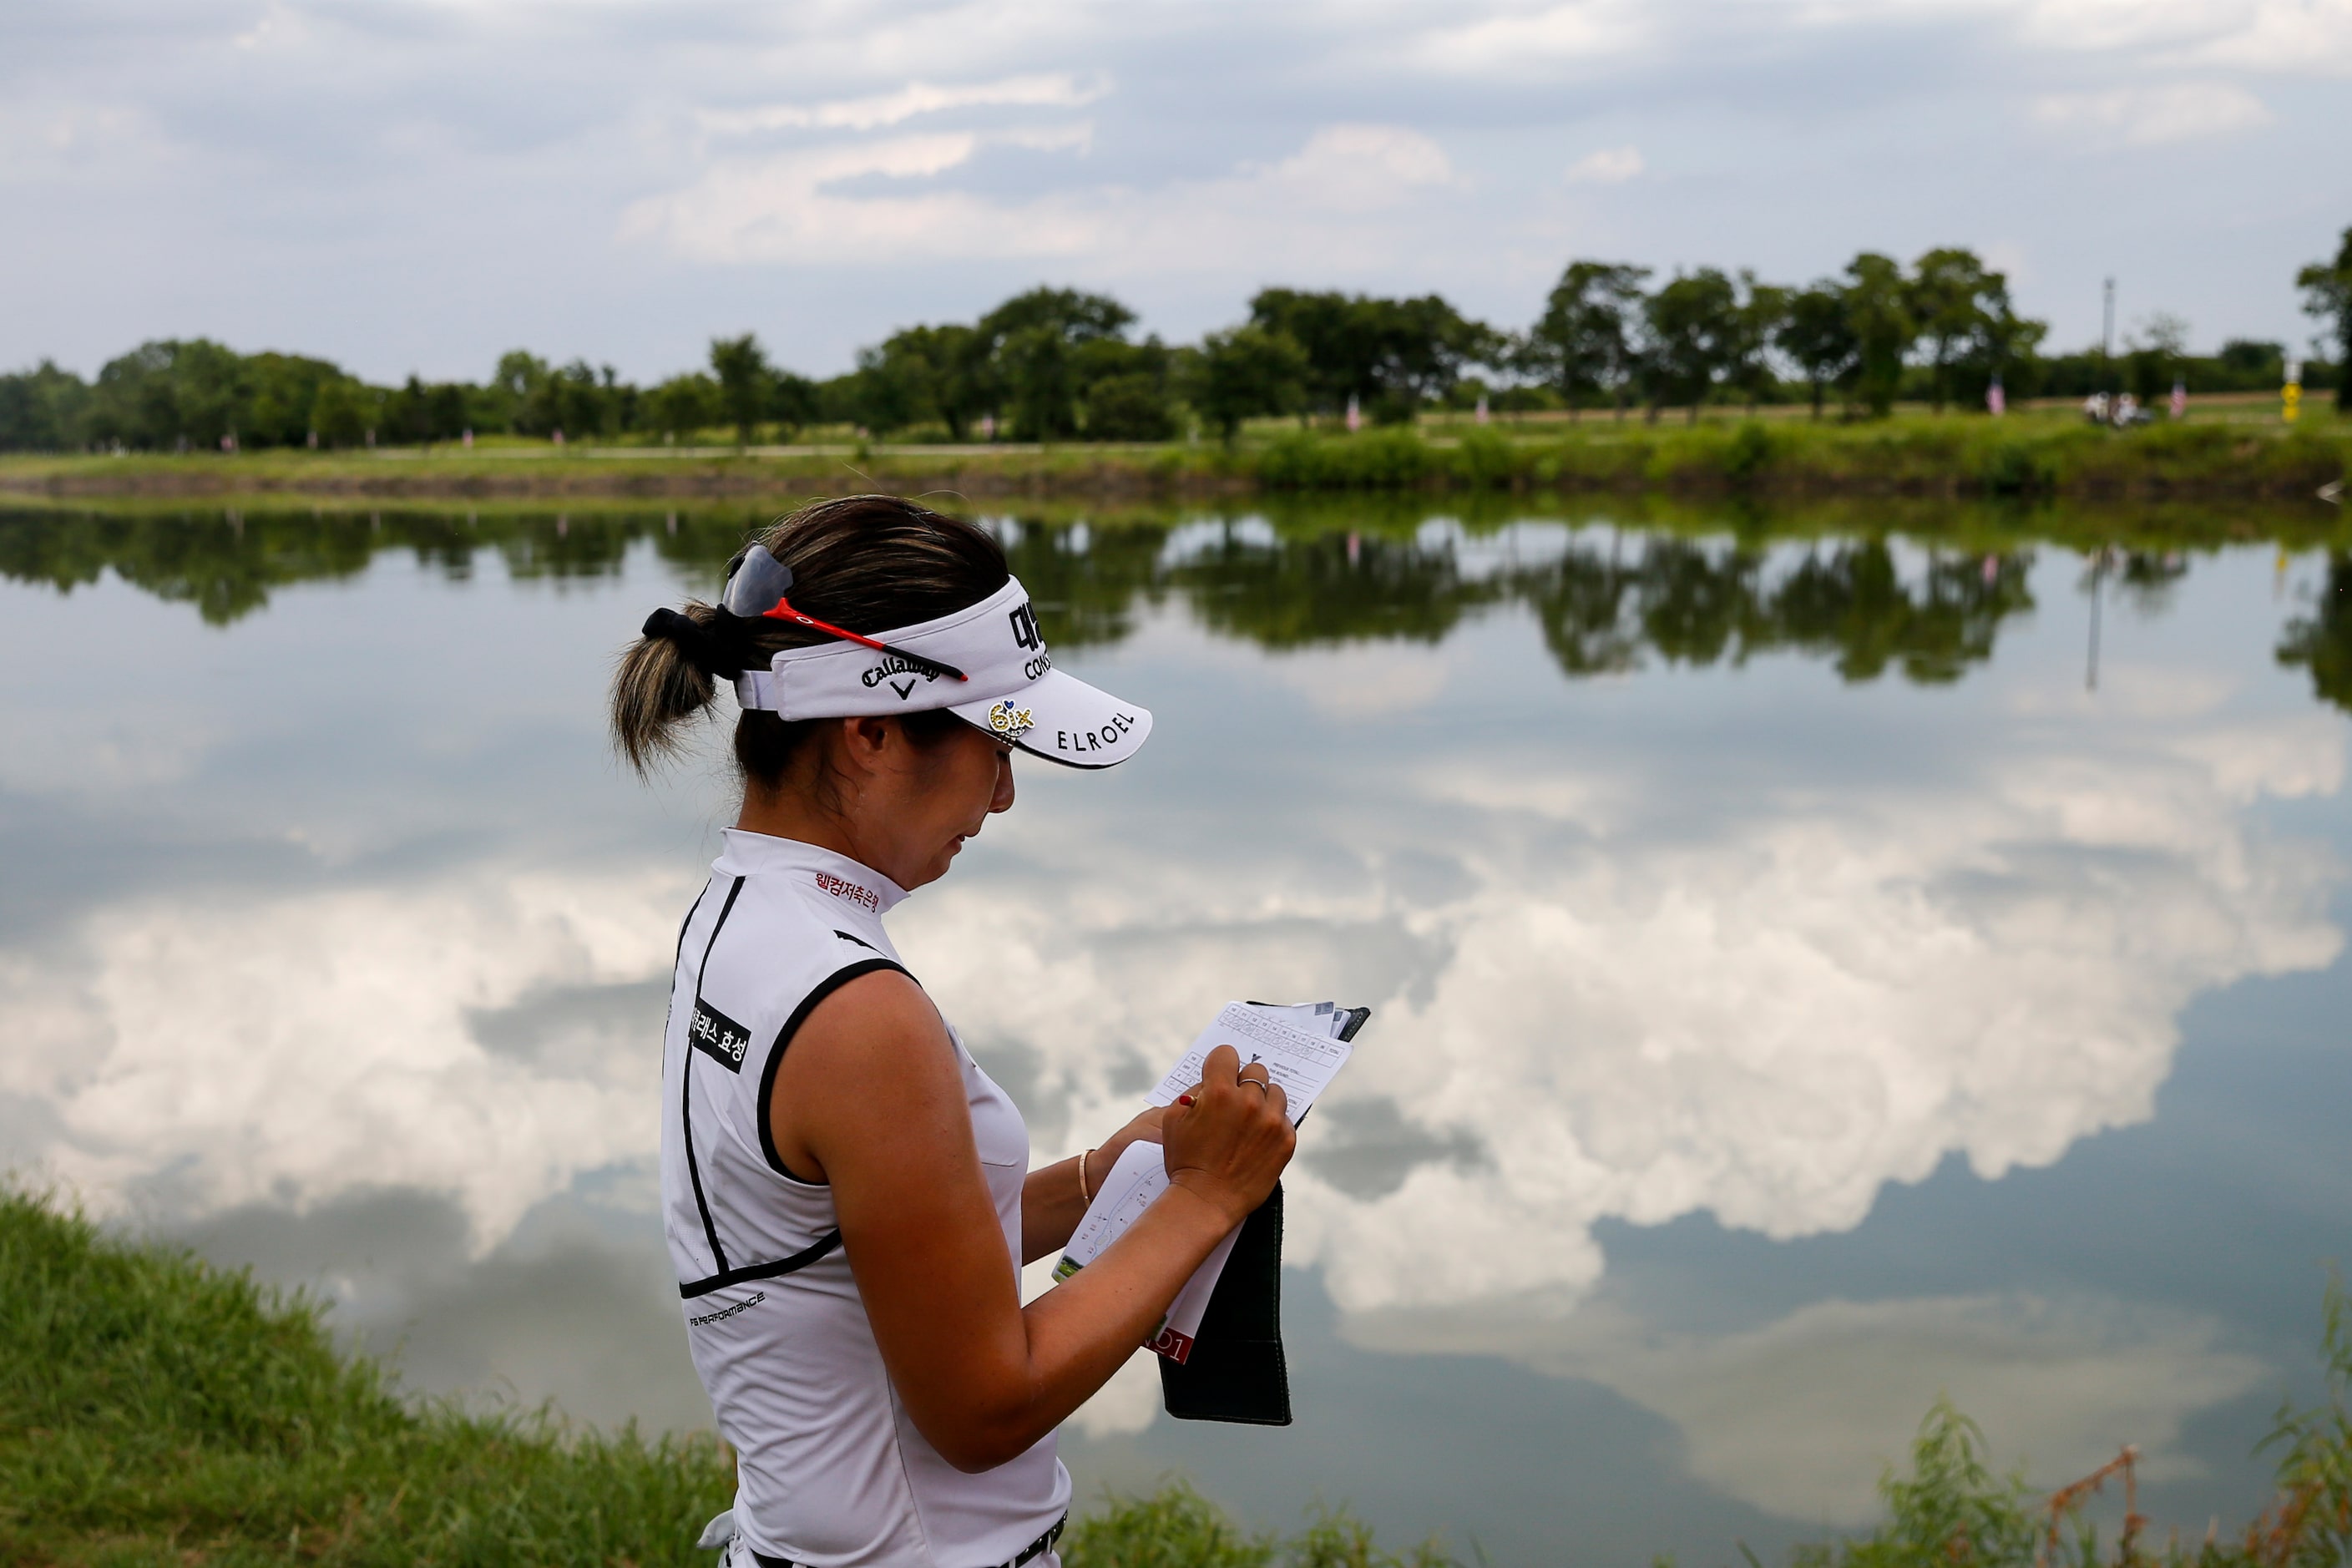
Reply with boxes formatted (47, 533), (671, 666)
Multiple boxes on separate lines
(3, 498), (2349, 1567)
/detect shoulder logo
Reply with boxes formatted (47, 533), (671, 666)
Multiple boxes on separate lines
(687, 997), (752, 1073)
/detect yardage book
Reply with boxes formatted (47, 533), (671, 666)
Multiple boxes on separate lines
(1052, 1001), (1368, 1367)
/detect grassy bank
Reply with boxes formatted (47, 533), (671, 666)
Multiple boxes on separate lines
(3, 411), (2344, 503)
(1, 1187), (734, 1565)
(7, 1190), (2351, 1566)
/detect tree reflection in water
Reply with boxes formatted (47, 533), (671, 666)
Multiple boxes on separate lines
(2279, 554), (2352, 714)
(0, 505), (2342, 710)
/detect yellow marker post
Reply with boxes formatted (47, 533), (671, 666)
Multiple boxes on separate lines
(2284, 357), (2302, 424)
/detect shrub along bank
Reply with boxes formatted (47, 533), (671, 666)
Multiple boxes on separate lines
(8, 1188), (2352, 1567)
(3, 416), (2344, 503)
(1250, 419), (2349, 500)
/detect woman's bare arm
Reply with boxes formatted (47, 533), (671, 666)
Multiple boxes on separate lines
(769, 971), (1291, 1474)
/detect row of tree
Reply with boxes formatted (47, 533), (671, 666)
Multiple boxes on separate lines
(4, 229), (2348, 453)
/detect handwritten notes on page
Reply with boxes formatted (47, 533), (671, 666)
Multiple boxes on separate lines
(1146, 1001), (1356, 1113)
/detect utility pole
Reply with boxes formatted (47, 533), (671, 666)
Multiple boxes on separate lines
(2102, 277), (2116, 392)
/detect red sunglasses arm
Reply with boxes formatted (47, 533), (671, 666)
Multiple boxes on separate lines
(759, 598), (969, 682)
(762, 599), (887, 652)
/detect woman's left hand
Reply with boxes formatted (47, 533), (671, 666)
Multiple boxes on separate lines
(1090, 1104), (1171, 1174)
(1019, 1102), (1173, 1264)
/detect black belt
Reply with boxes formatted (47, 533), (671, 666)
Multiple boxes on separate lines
(751, 1513), (1065, 1568)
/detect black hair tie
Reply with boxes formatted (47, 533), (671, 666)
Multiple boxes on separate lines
(641, 607), (746, 679)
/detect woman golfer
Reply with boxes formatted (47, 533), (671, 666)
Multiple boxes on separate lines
(614, 495), (1294, 1568)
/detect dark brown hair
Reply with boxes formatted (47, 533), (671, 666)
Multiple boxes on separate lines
(610, 495), (1008, 787)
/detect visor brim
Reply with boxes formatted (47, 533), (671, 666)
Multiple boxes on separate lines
(948, 668), (1152, 770)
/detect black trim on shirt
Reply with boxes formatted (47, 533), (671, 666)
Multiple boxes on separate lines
(755, 957), (910, 1186)
(680, 876), (747, 1276)
(658, 880), (713, 1041)
(674, 881), (712, 969)
(749, 1510), (1065, 1568)
(678, 1225), (843, 1301)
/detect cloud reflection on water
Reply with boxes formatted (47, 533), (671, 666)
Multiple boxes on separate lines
(0, 524), (2344, 1539)
(1346, 1292), (2266, 1524)
(908, 612), (2344, 1321)
(0, 868), (690, 1243)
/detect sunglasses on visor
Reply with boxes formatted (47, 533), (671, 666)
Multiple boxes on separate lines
(723, 545), (969, 685)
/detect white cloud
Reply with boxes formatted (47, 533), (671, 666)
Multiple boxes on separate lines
(0, 99), (169, 180)
(2188, 0), (2352, 74)
(696, 73), (1110, 138)
(2013, 0), (2251, 55)
(1565, 144), (1645, 184)
(2009, 0), (2352, 73)
(2031, 81), (2274, 147)
(617, 130), (1097, 265)
(1412, 0), (1648, 71)
(999, 123), (1096, 155)
(1250, 124), (1456, 210)
(623, 121), (1457, 271)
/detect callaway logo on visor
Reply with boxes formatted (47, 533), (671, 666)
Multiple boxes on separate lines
(729, 573), (1155, 771)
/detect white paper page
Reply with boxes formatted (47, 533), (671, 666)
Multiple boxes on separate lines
(1055, 999), (1362, 1363)
(1051, 1141), (1166, 1280)
(1050, 1141), (1234, 1362)
(1246, 1001), (1346, 1038)
(1154, 1225), (1239, 1362)
(1146, 1001), (1354, 1115)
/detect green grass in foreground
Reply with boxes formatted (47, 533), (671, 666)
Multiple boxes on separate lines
(6, 1188), (2349, 1566)
(1, 1187), (732, 1565)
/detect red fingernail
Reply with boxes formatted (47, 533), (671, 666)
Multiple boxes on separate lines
(1176, 1095), (1196, 1106)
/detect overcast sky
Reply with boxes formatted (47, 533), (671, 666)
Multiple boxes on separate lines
(4, 0), (2348, 383)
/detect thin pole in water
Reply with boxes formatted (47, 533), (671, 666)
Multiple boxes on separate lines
(2086, 547), (2107, 692)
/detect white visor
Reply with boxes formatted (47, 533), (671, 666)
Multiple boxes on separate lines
(731, 575), (1152, 770)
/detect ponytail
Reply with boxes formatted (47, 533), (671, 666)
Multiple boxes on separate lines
(609, 494), (1009, 786)
(612, 600), (726, 774)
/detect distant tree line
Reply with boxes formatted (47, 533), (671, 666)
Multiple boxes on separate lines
(4, 228), (2347, 454)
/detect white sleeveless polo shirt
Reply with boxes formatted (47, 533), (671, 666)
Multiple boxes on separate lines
(660, 829), (1070, 1567)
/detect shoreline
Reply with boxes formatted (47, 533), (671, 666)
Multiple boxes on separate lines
(4, 415), (2344, 504)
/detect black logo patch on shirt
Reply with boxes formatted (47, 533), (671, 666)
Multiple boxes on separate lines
(687, 996), (753, 1073)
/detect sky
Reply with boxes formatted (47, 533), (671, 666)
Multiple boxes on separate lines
(3, 0), (2349, 384)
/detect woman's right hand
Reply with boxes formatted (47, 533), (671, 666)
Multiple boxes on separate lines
(1158, 1044), (1296, 1226)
